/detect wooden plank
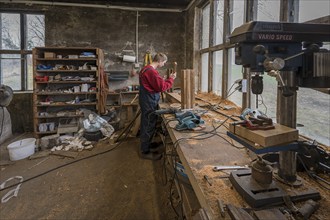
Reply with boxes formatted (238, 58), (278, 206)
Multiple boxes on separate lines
(181, 70), (187, 109)
(165, 92), (181, 103)
(186, 70), (191, 109)
(190, 70), (195, 108)
(51, 151), (78, 159)
(127, 106), (133, 122)
(131, 108), (141, 136)
(228, 123), (298, 147)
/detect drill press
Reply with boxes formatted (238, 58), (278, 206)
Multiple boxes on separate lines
(227, 21), (330, 208)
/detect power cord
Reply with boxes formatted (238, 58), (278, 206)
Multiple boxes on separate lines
(0, 126), (133, 192)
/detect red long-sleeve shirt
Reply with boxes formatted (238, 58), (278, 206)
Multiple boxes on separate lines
(139, 65), (174, 93)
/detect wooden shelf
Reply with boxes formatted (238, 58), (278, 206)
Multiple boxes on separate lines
(36, 58), (97, 61)
(35, 130), (58, 135)
(33, 47), (103, 139)
(36, 81), (97, 84)
(36, 115), (83, 119)
(36, 102), (97, 107)
(36, 70), (97, 73)
(36, 92), (97, 95)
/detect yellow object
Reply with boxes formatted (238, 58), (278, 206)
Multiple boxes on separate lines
(144, 51), (152, 66)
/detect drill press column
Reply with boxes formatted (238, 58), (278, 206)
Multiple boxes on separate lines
(276, 71), (298, 183)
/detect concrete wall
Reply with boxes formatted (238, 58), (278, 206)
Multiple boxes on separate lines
(0, 3), (191, 132)
(44, 6), (185, 89)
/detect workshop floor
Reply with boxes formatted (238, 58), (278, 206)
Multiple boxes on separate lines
(0, 133), (178, 220)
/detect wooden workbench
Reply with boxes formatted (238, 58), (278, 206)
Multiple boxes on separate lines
(160, 93), (330, 220)
(159, 99), (251, 219)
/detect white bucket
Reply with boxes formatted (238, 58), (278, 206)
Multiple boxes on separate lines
(7, 138), (36, 161)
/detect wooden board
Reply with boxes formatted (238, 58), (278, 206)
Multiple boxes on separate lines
(228, 123), (298, 147)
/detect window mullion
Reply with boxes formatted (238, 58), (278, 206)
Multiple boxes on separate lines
(21, 13), (26, 90)
(208, 0), (214, 92)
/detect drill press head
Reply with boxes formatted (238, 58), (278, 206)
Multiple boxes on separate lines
(230, 21), (330, 88)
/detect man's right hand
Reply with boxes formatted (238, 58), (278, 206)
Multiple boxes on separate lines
(170, 72), (177, 80)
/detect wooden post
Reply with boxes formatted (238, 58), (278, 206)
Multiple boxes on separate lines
(181, 69), (195, 109)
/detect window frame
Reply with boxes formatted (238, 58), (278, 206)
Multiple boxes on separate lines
(0, 10), (45, 91)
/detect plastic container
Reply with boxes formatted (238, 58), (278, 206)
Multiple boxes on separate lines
(7, 138), (36, 161)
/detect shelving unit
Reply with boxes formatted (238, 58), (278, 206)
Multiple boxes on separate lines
(32, 47), (103, 138)
(105, 90), (139, 127)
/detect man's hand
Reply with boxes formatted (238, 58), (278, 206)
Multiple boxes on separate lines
(170, 72), (177, 80)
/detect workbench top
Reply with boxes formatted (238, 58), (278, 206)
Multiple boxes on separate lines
(159, 100), (251, 219)
(159, 94), (330, 220)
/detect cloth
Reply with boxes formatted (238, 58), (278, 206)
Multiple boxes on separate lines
(139, 66), (173, 153)
(139, 65), (174, 93)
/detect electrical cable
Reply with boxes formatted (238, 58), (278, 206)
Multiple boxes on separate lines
(0, 122), (134, 192)
(297, 155), (330, 191)
(258, 94), (268, 114)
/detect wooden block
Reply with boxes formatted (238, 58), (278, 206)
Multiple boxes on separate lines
(51, 151), (78, 159)
(228, 123), (298, 147)
(44, 52), (55, 58)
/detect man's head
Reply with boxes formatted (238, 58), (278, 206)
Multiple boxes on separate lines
(153, 53), (167, 67)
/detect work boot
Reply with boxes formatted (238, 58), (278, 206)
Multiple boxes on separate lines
(140, 152), (162, 161)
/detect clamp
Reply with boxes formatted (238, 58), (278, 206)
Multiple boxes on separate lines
(143, 51), (153, 66)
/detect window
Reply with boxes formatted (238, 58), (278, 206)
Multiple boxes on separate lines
(231, 0), (244, 33)
(201, 53), (209, 92)
(197, 0), (329, 146)
(297, 88), (330, 146)
(201, 4), (210, 49)
(214, 0), (224, 45)
(299, 0), (330, 23)
(257, 0), (280, 22)
(212, 50), (223, 95)
(227, 48), (242, 106)
(0, 12), (45, 91)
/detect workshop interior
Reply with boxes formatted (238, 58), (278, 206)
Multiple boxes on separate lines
(0, 0), (329, 219)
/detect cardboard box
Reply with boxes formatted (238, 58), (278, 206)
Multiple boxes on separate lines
(228, 123), (298, 147)
(44, 52), (55, 58)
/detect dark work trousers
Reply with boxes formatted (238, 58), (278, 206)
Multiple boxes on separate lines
(139, 84), (160, 153)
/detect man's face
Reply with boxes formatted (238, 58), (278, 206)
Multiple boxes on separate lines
(158, 60), (167, 68)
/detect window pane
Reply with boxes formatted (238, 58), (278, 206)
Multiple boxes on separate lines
(214, 0), (224, 45)
(257, 0), (280, 22)
(201, 4), (210, 49)
(299, 0), (330, 22)
(1, 54), (21, 90)
(26, 14), (45, 50)
(1, 13), (21, 50)
(212, 51), (223, 95)
(232, 0), (245, 33)
(227, 48), (242, 106)
(201, 53), (209, 92)
(297, 88), (330, 146)
(27, 54), (33, 90)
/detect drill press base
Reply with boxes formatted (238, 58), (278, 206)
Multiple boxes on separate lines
(229, 169), (321, 208)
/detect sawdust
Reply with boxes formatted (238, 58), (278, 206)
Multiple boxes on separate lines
(191, 165), (247, 218)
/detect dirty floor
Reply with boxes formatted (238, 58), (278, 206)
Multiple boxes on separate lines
(0, 133), (179, 220)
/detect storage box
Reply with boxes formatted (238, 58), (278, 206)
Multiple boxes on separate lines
(44, 52), (55, 58)
(228, 123), (298, 147)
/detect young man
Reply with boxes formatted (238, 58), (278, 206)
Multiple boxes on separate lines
(139, 53), (176, 160)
